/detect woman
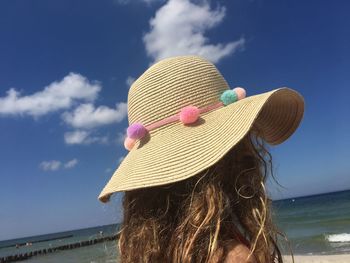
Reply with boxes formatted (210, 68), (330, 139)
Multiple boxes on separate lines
(98, 56), (304, 263)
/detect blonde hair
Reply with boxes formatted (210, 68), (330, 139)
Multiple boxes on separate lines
(117, 127), (289, 263)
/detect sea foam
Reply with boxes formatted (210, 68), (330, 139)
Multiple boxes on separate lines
(327, 233), (350, 243)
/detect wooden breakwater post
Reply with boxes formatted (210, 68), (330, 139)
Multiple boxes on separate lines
(0, 234), (119, 262)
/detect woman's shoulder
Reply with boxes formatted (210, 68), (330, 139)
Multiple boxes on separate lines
(211, 241), (257, 263)
(223, 242), (257, 263)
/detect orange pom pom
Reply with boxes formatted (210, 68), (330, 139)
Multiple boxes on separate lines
(233, 87), (246, 100)
(124, 137), (136, 151)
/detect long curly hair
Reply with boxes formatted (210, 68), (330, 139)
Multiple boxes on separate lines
(117, 126), (289, 263)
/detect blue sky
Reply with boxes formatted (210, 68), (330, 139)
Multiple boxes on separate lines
(0, 0), (349, 241)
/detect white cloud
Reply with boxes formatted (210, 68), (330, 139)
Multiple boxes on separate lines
(62, 103), (127, 129)
(0, 73), (101, 117)
(126, 76), (135, 87)
(143, 0), (245, 63)
(39, 159), (79, 171)
(64, 130), (108, 145)
(64, 159), (78, 169)
(39, 160), (62, 171)
(64, 130), (89, 144)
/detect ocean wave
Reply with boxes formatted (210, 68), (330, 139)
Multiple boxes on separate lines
(326, 233), (350, 243)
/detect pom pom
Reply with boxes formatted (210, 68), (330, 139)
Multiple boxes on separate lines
(220, 90), (238, 105)
(179, 106), (200, 124)
(233, 87), (246, 100)
(127, 123), (147, 139)
(124, 137), (136, 151)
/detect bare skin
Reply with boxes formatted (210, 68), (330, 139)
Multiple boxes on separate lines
(224, 243), (257, 263)
(212, 242), (257, 263)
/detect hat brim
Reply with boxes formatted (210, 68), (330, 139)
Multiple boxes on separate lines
(99, 88), (304, 202)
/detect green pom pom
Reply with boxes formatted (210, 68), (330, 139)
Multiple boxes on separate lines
(220, 90), (238, 105)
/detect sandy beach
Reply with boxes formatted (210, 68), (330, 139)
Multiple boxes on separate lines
(284, 254), (350, 263)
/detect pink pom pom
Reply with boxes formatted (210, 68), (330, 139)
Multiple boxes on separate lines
(179, 106), (200, 124)
(233, 87), (246, 100)
(127, 123), (147, 139)
(124, 137), (136, 151)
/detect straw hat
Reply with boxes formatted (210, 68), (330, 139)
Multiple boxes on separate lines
(98, 55), (304, 202)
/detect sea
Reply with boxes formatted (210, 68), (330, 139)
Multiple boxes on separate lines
(273, 189), (350, 255)
(1, 190), (349, 262)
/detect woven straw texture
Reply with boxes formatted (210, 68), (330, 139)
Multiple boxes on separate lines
(99, 56), (304, 202)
